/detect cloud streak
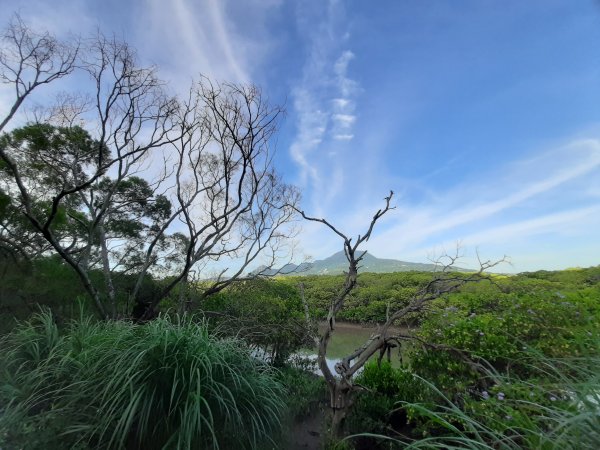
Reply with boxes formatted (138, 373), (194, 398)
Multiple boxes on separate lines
(412, 139), (600, 239)
(140, 0), (251, 86)
(459, 205), (600, 247)
(331, 50), (357, 140)
(305, 136), (600, 272)
(288, 0), (359, 211)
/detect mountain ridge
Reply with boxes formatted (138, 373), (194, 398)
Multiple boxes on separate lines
(254, 251), (472, 276)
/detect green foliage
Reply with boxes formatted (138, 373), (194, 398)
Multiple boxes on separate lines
(376, 350), (600, 450)
(96, 176), (173, 239)
(203, 279), (312, 365)
(333, 267), (600, 449)
(0, 123), (179, 317)
(280, 271), (433, 323)
(347, 362), (433, 445)
(411, 268), (600, 396)
(276, 365), (326, 418)
(0, 188), (10, 215)
(0, 124), (105, 207)
(0, 311), (286, 450)
(358, 361), (429, 403)
(0, 256), (92, 330)
(0, 255), (164, 330)
(281, 267), (600, 327)
(343, 352), (600, 450)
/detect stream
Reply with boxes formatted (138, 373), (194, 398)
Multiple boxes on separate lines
(296, 322), (411, 375)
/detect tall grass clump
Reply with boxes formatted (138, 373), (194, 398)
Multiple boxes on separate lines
(345, 349), (600, 450)
(0, 310), (286, 449)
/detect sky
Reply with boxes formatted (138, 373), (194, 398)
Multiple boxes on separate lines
(2, 0), (600, 273)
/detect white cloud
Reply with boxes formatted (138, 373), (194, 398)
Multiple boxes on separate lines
(292, 135), (600, 271)
(333, 114), (356, 126)
(333, 134), (354, 141)
(330, 50), (358, 140)
(289, 88), (328, 186)
(369, 138), (600, 251)
(288, 0), (359, 212)
(333, 50), (358, 98)
(1, 0), (267, 106)
(460, 205), (600, 246)
(204, 0), (250, 83)
(138, 0), (251, 86)
(422, 205), (600, 272)
(332, 98), (351, 109)
(334, 50), (354, 74)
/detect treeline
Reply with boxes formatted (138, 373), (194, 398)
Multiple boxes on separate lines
(2, 252), (600, 448)
(4, 253), (599, 354)
(4, 252), (600, 324)
(285, 266), (600, 324)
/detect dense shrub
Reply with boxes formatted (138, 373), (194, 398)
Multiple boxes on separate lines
(202, 279), (312, 365)
(343, 267), (600, 448)
(276, 364), (326, 418)
(344, 352), (600, 450)
(0, 255), (163, 328)
(347, 362), (432, 446)
(281, 272), (432, 323)
(411, 273), (600, 396)
(376, 350), (600, 450)
(0, 311), (286, 450)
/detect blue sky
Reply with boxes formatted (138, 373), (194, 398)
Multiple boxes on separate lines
(2, 0), (600, 272)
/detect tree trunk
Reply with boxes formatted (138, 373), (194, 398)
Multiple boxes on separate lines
(177, 273), (189, 314)
(328, 379), (353, 439)
(98, 224), (117, 318)
(331, 408), (347, 440)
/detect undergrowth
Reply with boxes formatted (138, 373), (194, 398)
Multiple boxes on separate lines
(0, 311), (286, 450)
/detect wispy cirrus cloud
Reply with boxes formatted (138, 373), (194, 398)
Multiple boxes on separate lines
(295, 135), (600, 272)
(0, 0), (273, 120)
(331, 50), (358, 140)
(289, 0), (359, 211)
(458, 205), (600, 247)
(370, 138), (600, 246)
(138, 0), (253, 86)
(289, 88), (326, 186)
(403, 139), (600, 240)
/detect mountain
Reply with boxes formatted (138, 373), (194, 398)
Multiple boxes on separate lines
(253, 251), (471, 276)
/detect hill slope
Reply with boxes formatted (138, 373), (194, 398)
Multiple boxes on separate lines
(255, 251), (470, 276)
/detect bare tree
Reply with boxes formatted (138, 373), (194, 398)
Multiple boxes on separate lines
(1, 17), (300, 320)
(0, 15), (77, 259)
(0, 14), (78, 133)
(134, 79), (300, 320)
(0, 20), (177, 318)
(292, 192), (506, 438)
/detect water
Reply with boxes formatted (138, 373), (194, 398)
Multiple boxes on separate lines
(296, 322), (409, 375)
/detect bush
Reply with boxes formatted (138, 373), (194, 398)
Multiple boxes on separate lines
(347, 362), (432, 445)
(276, 364), (326, 419)
(0, 311), (286, 450)
(344, 267), (600, 448)
(202, 279), (312, 365)
(411, 272), (600, 397)
(344, 350), (600, 450)
(384, 350), (600, 450)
